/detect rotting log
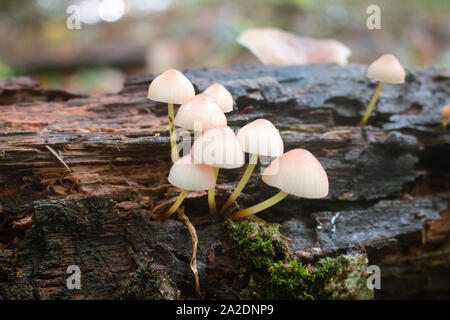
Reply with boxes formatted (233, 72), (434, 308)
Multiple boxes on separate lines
(0, 64), (449, 299)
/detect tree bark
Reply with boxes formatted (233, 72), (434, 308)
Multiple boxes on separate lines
(0, 64), (449, 299)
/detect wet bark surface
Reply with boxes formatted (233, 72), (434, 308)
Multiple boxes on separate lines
(0, 64), (449, 299)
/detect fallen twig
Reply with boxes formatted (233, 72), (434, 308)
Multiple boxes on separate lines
(45, 145), (72, 172)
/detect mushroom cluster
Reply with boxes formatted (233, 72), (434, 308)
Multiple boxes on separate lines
(147, 68), (330, 297)
(145, 45), (446, 296)
(147, 69), (329, 222)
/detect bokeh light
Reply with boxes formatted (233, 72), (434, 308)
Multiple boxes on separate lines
(98, 0), (126, 22)
(79, 0), (101, 25)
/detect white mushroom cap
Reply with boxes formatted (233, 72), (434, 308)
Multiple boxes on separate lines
(441, 105), (450, 118)
(262, 149), (328, 199)
(174, 93), (227, 131)
(203, 83), (234, 113)
(168, 155), (216, 191)
(366, 54), (405, 84)
(236, 119), (284, 157)
(147, 69), (195, 104)
(191, 126), (244, 169)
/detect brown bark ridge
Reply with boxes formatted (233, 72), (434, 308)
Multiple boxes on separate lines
(0, 64), (449, 299)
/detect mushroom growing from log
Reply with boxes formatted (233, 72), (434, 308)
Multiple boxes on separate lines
(231, 149), (328, 220)
(173, 93), (227, 160)
(203, 83), (234, 113)
(174, 93), (227, 134)
(165, 155), (216, 218)
(358, 54), (405, 127)
(191, 125), (244, 213)
(147, 69), (195, 162)
(441, 104), (450, 129)
(221, 119), (284, 213)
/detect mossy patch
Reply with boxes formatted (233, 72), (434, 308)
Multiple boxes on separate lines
(226, 220), (289, 270)
(224, 220), (372, 300)
(267, 256), (350, 299)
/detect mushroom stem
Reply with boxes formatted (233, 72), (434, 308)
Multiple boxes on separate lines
(221, 153), (258, 213)
(208, 167), (220, 214)
(165, 189), (188, 218)
(231, 190), (288, 220)
(441, 118), (448, 129)
(358, 81), (384, 127)
(168, 103), (178, 161)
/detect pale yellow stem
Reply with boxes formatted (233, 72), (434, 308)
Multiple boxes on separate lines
(231, 190), (288, 220)
(358, 81), (384, 127)
(168, 103), (178, 162)
(441, 118), (448, 129)
(165, 189), (188, 218)
(208, 167), (220, 214)
(221, 153), (258, 213)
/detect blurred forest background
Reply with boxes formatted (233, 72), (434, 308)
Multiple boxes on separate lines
(0, 0), (449, 94)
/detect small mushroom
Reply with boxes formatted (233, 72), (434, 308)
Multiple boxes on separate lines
(441, 104), (450, 129)
(165, 155), (216, 218)
(203, 83), (233, 113)
(232, 149), (328, 220)
(358, 54), (405, 127)
(174, 93), (227, 134)
(147, 69), (195, 161)
(191, 126), (244, 213)
(221, 119), (284, 213)
(192, 126), (244, 169)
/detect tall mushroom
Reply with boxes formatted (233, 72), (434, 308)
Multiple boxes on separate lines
(147, 69), (195, 161)
(165, 155), (216, 218)
(203, 83), (234, 113)
(231, 149), (328, 220)
(221, 119), (284, 213)
(441, 104), (450, 129)
(191, 126), (244, 213)
(358, 54), (405, 127)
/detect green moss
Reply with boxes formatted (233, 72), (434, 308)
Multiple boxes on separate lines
(224, 220), (371, 300)
(267, 255), (350, 299)
(226, 221), (289, 270)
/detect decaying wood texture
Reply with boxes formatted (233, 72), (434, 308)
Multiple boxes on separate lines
(0, 64), (449, 299)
